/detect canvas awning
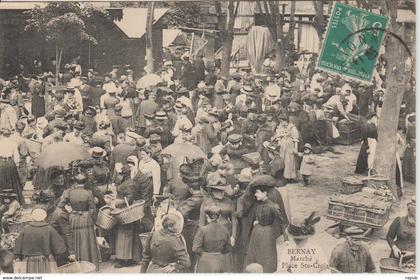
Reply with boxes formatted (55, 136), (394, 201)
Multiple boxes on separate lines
(113, 8), (168, 39)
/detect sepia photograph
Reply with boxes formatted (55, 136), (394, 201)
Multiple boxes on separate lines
(0, 0), (415, 275)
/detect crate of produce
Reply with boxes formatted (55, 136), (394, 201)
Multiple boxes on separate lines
(334, 128), (361, 145)
(339, 176), (364, 194)
(337, 120), (360, 131)
(379, 258), (415, 273)
(327, 193), (391, 229)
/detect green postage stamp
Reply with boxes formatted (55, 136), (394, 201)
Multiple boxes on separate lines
(317, 2), (389, 82)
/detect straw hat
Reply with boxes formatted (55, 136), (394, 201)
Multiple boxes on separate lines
(89, 147), (106, 158)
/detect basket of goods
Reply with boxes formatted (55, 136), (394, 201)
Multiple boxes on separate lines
(327, 192), (392, 229)
(242, 152), (261, 165)
(339, 176), (364, 194)
(96, 205), (117, 230)
(379, 258), (415, 273)
(112, 198), (145, 225)
(57, 261), (96, 273)
(0, 232), (19, 250)
(362, 171), (389, 188)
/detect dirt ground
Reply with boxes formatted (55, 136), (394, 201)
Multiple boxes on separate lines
(98, 143), (415, 273)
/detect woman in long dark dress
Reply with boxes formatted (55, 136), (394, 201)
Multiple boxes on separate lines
(57, 163), (100, 270)
(31, 75), (45, 118)
(235, 175), (288, 272)
(244, 184), (284, 273)
(402, 114), (415, 183)
(0, 128), (23, 204)
(199, 177), (237, 273)
(193, 205), (231, 273)
(355, 113), (377, 174)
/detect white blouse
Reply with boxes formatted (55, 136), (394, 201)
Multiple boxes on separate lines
(0, 138), (20, 164)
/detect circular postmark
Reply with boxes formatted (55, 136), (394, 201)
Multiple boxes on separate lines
(337, 27), (413, 78)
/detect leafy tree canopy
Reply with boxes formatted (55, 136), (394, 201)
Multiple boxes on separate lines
(24, 2), (113, 47)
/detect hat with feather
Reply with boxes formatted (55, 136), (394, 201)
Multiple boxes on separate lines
(287, 212), (320, 239)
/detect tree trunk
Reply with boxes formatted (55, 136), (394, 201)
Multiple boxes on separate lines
(312, 0), (325, 51)
(218, 0), (239, 77)
(373, 2), (412, 198)
(145, 1), (155, 74)
(55, 43), (59, 86)
(221, 32), (234, 77)
(275, 42), (285, 71)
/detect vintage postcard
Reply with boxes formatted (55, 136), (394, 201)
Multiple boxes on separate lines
(0, 0), (414, 276)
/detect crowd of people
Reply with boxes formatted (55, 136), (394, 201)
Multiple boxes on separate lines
(0, 49), (414, 273)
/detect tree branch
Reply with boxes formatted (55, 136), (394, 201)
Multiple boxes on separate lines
(233, 0), (240, 19)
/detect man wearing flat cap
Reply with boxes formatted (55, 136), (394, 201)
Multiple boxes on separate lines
(220, 133), (249, 175)
(149, 111), (172, 148)
(135, 91), (158, 135)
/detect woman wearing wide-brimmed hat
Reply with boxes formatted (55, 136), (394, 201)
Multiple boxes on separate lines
(244, 175), (289, 273)
(198, 176), (236, 272)
(236, 175), (288, 272)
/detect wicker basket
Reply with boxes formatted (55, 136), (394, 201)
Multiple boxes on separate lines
(57, 261), (96, 273)
(112, 200), (145, 225)
(339, 176), (364, 194)
(96, 206), (117, 230)
(363, 171), (389, 188)
(379, 258), (414, 273)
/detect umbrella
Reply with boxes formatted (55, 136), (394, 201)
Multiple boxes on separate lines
(161, 143), (207, 159)
(35, 142), (91, 169)
(136, 74), (162, 89)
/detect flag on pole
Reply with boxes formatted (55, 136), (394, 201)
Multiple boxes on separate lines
(190, 33), (208, 58)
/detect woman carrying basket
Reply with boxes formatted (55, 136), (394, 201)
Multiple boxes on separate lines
(57, 161), (99, 271)
(112, 157), (152, 268)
